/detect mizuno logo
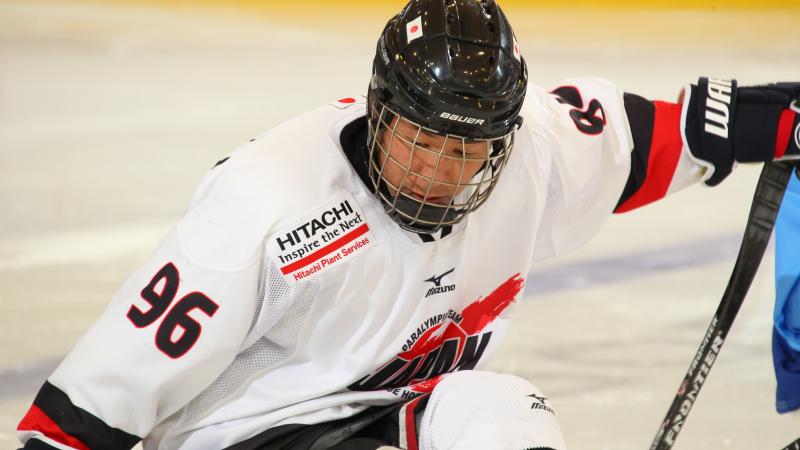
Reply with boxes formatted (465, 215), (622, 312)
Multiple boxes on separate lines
(528, 393), (554, 414)
(425, 268), (454, 287)
(424, 268), (455, 298)
(439, 112), (485, 126)
(528, 393), (547, 406)
(794, 122), (800, 150)
(704, 78), (733, 139)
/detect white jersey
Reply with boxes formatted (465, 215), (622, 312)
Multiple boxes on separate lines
(18, 79), (703, 449)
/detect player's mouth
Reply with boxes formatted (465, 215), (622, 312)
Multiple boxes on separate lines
(405, 189), (450, 205)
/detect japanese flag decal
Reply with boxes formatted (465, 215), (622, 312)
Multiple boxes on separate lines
(406, 16), (423, 43)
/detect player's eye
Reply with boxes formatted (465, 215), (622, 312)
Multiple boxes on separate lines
(398, 135), (431, 150)
(455, 146), (486, 158)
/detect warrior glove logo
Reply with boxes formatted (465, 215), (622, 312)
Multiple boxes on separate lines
(789, 100), (799, 151)
(794, 121), (800, 150)
(424, 268), (455, 298)
(704, 78), (734, 139)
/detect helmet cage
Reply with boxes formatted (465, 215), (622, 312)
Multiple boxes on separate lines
(367, 97), (516, 233)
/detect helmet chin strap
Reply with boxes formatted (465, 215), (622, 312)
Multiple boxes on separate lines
(380, 184), (463, 233)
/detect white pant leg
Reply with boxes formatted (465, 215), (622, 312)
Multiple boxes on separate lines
(418, 370), (566, 450)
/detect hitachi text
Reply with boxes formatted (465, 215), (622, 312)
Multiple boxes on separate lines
(276, 201), (355, 251)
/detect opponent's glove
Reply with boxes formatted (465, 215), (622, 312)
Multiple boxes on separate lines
(683, 78), (800, 185)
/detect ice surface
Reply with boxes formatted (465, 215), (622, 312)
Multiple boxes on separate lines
(2, 2), (799, 448)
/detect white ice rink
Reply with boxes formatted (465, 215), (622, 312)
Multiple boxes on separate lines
(1, 1), (799, 448)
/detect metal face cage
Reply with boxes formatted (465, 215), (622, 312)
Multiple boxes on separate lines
(366, 99), (517, 233)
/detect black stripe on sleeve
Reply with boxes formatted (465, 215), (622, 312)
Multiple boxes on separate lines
(34, 381), (141, 450)
(20, 438), (61, 449)
(614, 93), (656, 211)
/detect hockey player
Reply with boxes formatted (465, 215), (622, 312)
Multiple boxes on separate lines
(17, 0), (800, 449)
(774, 175), (800, 414)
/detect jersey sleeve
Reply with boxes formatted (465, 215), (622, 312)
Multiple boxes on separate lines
(613, 91), (706, 212)
(17, 160), (265, 449)
(526, 78), (706, 259)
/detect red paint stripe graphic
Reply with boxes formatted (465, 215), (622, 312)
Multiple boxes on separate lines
(18, 405), (90, 450)
(774, 109), (796, 159)
(399, 273), (525, 360)
(616, 101), (683, 213)
(280, 223), (369, 275)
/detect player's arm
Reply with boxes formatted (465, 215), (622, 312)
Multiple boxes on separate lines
(525, 78), (643, 258)
(16, 161), (264, 449)
(526, 77), (798, 259)
(615, 78), (800, 212)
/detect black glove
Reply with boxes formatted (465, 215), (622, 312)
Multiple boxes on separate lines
(683, 78), (800, 186)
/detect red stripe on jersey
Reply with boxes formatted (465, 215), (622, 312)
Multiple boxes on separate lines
(774, 109), (796, 159)
(18, 404), (90, 450)
(615, 101), (683, 213)
(404, 396), (424, 450)
(280, 223), (369, 275)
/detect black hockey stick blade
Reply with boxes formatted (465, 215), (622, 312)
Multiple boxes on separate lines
(782, 436), (800, 450)
(649, 161), (799, 450)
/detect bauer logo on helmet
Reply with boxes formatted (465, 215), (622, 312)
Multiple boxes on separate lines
(439, 112), (486, 126)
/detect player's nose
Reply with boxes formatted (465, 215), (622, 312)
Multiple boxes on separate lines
(409, 150), (440, 182)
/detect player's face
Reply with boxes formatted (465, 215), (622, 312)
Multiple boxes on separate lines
(378, 116), (489, 205)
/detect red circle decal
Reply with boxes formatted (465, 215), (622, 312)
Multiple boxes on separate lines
(338, 98), (356, 104)
(410, 25), (419, 33)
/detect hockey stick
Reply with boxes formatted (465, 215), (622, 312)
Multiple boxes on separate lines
(649, 161), (799, 450)
(782, 436), (800, 450)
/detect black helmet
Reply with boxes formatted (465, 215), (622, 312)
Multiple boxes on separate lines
(370, 0), (527, 139)
(366, 0), (527, 233)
